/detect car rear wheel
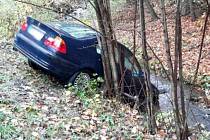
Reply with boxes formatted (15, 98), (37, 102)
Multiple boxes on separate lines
(69, 71), (91, 90)
(28, 59), (39, 70)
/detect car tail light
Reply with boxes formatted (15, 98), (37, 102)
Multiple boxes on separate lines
(21, 22), (28, 31)
(44, 36), (67, 54)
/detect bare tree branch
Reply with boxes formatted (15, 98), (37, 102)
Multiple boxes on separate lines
(192, 0), (210, 84)
(139, 0), (156, 134)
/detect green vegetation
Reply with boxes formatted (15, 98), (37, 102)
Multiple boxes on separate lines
(202, 76), (210, 98)
(0, 111), (19, 139)
(0, 0), (56, 40)
(68, 77), (103, 108)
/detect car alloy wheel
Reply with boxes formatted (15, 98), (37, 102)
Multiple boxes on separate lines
(73, 72), (91, 90)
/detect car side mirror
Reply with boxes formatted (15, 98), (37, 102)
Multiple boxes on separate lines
(96, 44), (102, 54)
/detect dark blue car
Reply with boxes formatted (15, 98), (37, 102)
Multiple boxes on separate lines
(14, 17), (158, 104)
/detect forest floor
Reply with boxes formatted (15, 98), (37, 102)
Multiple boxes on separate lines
(0, 43), (158, 140)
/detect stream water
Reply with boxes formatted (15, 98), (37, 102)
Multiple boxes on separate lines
(151, 74), (210, 131)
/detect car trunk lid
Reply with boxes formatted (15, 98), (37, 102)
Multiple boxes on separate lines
(19, 17), (68, 54)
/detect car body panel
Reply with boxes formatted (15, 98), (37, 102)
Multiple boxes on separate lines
(14, 17), (143, 82)
(14, 17), (104, 81)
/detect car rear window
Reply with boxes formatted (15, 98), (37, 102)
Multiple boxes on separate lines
(49, 22), (96, 39)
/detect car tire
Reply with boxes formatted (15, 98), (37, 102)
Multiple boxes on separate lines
(69, 70), (92, 90)
(28, 59), (39, 70)
(152, 84), (159, 105)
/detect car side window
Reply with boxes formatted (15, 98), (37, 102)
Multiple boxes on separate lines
(123, 47), (142, 77)
(124, 55), (138, 73)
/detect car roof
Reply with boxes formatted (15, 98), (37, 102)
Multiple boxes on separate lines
(49, 22), (86, 28)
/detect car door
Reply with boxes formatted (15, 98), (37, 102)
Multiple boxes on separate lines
(122, 46), (146, 98)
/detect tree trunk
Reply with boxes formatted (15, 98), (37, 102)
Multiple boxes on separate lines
(145, 0), (159, 20)
(177, 0), (188, 138)
(139, 0), (156, 134)
(179, 37), (188, 139)
(160, 0), (173, 79)
(94, 0), (121, 97)
(160, 0), (189, 137)
(173, 0), (182, 140)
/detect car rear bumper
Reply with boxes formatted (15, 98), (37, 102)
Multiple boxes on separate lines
(14, 34), (78, 81)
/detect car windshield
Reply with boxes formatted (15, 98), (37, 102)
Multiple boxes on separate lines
(49, 22), (96, 39)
